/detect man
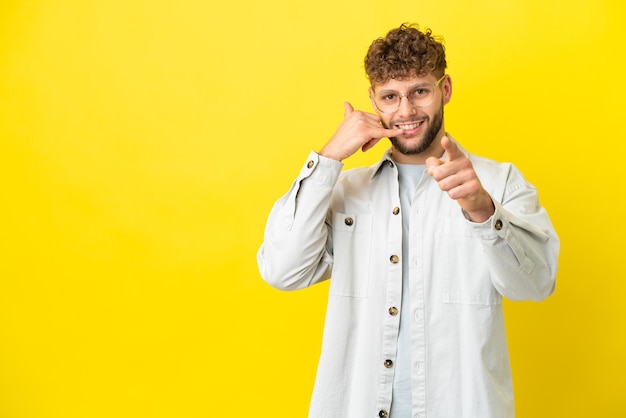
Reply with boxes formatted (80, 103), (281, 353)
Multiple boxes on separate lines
(257, 23), (559, 418)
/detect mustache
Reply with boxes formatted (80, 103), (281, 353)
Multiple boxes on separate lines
(391, 116), (428, 125)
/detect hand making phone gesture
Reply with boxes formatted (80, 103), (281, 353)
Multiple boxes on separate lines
(319, 103), (403, 162)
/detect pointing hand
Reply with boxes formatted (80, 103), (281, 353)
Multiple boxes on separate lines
(425, 136), (495, 222)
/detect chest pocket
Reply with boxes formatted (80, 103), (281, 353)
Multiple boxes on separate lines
(330, 213), (373, 298)
(443, 217), (501, 306)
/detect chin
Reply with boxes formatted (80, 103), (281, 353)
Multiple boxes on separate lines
(391, 135), (433, 155)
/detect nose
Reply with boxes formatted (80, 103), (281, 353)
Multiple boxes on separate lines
(396, 94), (416, 118)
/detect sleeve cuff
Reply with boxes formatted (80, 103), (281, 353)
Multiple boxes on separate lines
(465, 201), (507, 239)
(297, 151), (343, 186)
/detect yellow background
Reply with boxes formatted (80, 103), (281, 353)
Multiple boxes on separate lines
(1, 0), (624, 417)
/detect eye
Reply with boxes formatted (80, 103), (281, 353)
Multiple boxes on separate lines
(379, 93), (398, 102)
(410, 87), (432, 98)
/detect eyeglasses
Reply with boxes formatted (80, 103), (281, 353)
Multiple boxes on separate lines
(370, 74), (446, 114)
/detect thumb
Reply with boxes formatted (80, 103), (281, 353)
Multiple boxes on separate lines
(441, 136), (463, 161)
(343, 102), (354, 118)
(425, 156), (442, 175)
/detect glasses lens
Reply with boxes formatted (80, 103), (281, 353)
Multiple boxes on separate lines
(407, 86), (434, 107)
(373, 92), (399, 113)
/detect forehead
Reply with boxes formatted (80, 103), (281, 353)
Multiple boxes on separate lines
(373, 74), (437, 92)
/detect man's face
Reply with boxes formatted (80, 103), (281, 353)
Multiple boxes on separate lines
(371, 74), (449, 156)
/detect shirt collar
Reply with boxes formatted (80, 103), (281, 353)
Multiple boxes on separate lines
(370, 148), (396, 179)
(370, 135), (469, 179)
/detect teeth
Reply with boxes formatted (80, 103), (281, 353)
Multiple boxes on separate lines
(397, 122), (420, 130)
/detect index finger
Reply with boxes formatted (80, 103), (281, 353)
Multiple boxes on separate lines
(442, 136), (463, 161)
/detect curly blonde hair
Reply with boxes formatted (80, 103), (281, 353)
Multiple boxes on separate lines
(364, 23), (447, 85)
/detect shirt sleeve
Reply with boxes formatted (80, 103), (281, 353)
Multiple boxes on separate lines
(466, 165), (560, 301)
(257, 151), (343, 291)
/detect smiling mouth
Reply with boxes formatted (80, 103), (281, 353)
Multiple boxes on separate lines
(395, 120), (425, 133)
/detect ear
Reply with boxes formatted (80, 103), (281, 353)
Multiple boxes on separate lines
(442, 74), (452, 105)
(368, 86), (380, 113)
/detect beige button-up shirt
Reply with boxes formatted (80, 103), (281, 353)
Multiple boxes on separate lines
(257, 141), (559, 418)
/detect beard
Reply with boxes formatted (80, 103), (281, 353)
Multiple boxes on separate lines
(383, 101), (444, 155)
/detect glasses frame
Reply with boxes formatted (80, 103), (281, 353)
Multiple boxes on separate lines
(370, 74), (447, 114)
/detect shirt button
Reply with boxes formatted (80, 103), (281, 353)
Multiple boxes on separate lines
(344, 217), (354, 226)
(379, 410), (388, 418)
(384, 359), (393, 368)
(389, 255), (399, 263)
(388, 306), (398, 316)
(392, 207), (400, 215)
(307, 160), (315, 169)
(387, 161), (394, 168)
(495, 219), (503, 230)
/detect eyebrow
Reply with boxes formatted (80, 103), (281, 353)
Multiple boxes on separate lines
(376, 82), (433, 94)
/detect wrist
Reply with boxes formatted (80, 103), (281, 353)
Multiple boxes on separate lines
(461, 193), (495, 223)
(319, 145), (344, 162)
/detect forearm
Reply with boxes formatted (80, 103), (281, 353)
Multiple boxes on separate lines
(469, 200), (559, 301)
(257, 152), (343, 291)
